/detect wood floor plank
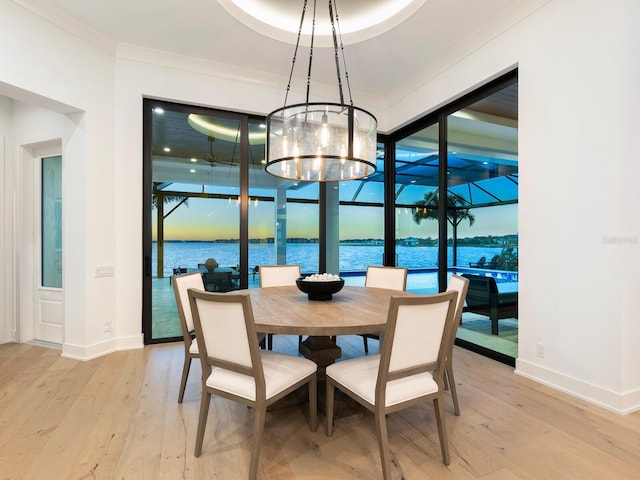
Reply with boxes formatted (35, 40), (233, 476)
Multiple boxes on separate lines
(1, 341), (639, 480)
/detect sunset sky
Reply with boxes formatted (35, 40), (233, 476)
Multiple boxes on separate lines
(153, 197), (517, 241)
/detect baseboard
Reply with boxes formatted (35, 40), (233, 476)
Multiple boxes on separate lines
(62, 334), (144, 361)
(516, 358), (640, 415)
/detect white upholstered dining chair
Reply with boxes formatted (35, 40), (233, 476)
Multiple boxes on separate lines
(444, 274), (470, 416)
(361, 266), (408, 354)
(188, 289), (318, 480)
(326, 290), (458, 478)
(259, 264), (302, 349)
(172, 271), (205, 403)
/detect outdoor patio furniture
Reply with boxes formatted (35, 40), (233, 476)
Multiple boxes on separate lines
(468, 256), (486, 268)
(202, 270), (233, 292)
(461, 274), (518, 335)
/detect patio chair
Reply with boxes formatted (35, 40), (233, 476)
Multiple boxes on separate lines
(444, 274), (470, 416)
(202, 270), (232, 292)
(360, 266), (408, 354)
(189, 290), (317, 479)
(259, 264), (302, 350)
(326, 291), (459, 478)
(469, 256), (486, 268)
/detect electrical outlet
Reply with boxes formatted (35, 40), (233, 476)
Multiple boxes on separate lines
(104, 322), (112, 333)
(95, 265), (114, 277)
(536, 342), (546, 358)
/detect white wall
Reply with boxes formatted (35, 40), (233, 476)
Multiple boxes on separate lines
(1, 0), (638, 412)
(0, 1), (128, 359)
(387, 0), (640, 413)
(0, 97), (12, 344)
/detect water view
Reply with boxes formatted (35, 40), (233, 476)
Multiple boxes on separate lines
(152, 241), (510, 278)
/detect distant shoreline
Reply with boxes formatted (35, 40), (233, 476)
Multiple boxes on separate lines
(153, 237), (517, 247)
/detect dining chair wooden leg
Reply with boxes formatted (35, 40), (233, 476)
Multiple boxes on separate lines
(433, 397), (451, 465)
(446, 362), (461, 416)
(375, 410), (391, 480)
(178, 357), (191, 403)
(249, 405), (267, 480)
(308, 374), (318, 432)
(194, 392), (212, 457)
(325, 381), (335, 436)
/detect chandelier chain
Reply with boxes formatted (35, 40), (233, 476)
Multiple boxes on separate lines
(305, 0), (317, 105)
(283, 0), (308, 108)
(332, 0), (354, 106)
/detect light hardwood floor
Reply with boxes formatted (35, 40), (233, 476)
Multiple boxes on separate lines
(1, 337), (639, 480)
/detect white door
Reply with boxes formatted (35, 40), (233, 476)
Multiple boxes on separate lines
(21, 143), (64, 345)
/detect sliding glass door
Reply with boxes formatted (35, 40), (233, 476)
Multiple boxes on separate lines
(446, 80), (519, 362)
(389, 71), (518, 363)
(394, 123), (440, 293)
(143, 101), (249, 342)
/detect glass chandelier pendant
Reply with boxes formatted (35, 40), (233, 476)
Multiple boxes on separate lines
(265, 0), (377, 182)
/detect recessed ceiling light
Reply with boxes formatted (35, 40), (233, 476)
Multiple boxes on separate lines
(218, 0), (426, 46)
(190, 169), (196, 173)
(164, 147), (171, 152)
(191, 158), (198, 162)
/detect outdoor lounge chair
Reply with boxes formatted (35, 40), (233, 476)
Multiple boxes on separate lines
(461, 274), (517, 335)
(469, 256), (486, 268)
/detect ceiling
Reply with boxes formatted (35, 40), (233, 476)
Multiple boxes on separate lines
(14, 0), (540, 102)
(12, 0), (522, 203)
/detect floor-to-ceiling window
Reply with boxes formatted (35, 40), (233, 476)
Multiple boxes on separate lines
(445, 79), (518, 362)
(142, 72), (518, 363)
(394, 123), (440, 293)
(143, 101), (253, 342)
(143, 101), (322, 342)
(338, 141), (385, 282)
(388, 71), (518, 363)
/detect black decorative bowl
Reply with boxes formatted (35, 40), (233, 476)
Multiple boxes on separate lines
(296, 277), (345, 301)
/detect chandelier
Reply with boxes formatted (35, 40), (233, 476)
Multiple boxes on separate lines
(265, 0), (377, 182)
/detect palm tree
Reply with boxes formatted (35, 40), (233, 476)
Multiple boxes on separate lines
(412, 190), (475, 266)
(152, 183), (189, 210)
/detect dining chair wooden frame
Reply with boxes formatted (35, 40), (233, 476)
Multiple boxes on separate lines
(361, 266), (408, 354)
(326, 290), (458, 479)
(445, 274), (470, 416)
(259, 264), (302, 350)
(188, 289), (318, 480)
(172, 271), (206, 403)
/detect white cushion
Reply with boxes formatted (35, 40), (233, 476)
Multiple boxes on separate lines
(205, 351), (316, 402)
(326, 354), (438, 407)
(188, 337), (199, 355)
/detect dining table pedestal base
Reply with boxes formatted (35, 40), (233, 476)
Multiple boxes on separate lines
(298, 336), (341, 377)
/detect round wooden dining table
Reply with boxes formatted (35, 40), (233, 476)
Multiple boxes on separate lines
(249, 285), (415, 374)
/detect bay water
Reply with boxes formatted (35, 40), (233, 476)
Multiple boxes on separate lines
(152, 241), (505, 277)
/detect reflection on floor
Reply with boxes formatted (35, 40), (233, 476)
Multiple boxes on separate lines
(457, 313), (518, 358)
